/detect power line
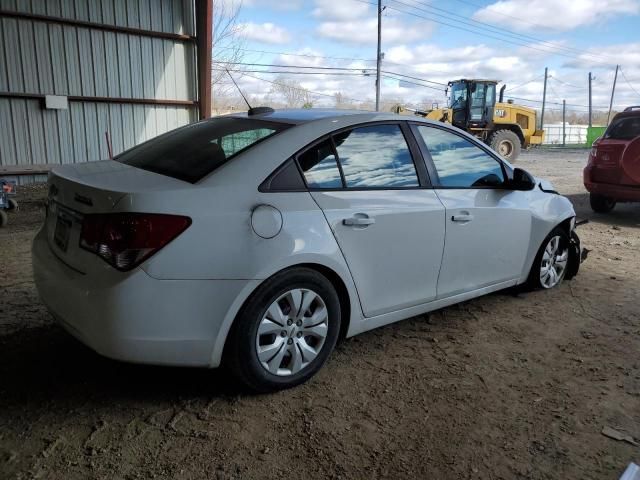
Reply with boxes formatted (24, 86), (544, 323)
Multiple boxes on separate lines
(213, 69), (370, 76)
(505, 75), (544, 92)
(215, 45), (376, 63)
(381, 74), (447, 92)
(392, 0), (614, 64)
(383, 0), (615, 66)
(447, 0), (560, 32)
(550, 76), (585, 90)
(236, 71), (369, 104)
(215, 61), (447, 86)
(620, 68), (640, 98)
(215, 61), (375, 72)
(507, 94), (610, 109)
(547, 82), (563, 104)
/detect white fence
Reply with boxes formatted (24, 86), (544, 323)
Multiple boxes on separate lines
(542, 123), (588, 145)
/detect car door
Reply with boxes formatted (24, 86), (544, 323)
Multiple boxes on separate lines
(411, 123), (532, 299)
(297, 123), (446, 318)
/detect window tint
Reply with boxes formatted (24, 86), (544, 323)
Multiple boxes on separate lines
(416, 126), (505, 188)
(297, 139), (343, 189)
(605, 116), (640, 140)
(333, 124), (419, 188)
(116, 118), (290, 183)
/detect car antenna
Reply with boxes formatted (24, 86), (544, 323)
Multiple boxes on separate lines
(225, 69), (274, 116)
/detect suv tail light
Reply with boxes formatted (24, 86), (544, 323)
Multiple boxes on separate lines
(80, 213), (191, 271)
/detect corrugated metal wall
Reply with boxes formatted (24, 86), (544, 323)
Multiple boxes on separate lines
(0, 0), (198, 181)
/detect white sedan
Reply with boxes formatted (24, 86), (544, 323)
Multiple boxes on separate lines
(33, 109), (582, 392)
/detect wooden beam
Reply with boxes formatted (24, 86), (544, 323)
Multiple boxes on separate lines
(0, 165), (53, 176)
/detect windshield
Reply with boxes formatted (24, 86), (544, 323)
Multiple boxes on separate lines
(449, 82), (467, 109)
(604, 116), (640, 140)
(116, 117), (291, 183)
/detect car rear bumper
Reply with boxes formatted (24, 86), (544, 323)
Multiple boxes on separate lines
(584, 168), (640, 201)
(32, 228), (257, 367)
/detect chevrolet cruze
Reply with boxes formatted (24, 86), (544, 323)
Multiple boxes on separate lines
(33, 109), (582, 392)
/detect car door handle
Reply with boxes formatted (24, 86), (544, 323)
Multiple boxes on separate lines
(451, 213), (474, 222)
(343, 215), (375, 226)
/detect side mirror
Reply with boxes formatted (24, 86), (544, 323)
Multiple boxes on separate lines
(511, 167), (536, 191)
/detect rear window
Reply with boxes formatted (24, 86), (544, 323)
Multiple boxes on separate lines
(604, 116), (640, 140)
(116, 117), (291, 183)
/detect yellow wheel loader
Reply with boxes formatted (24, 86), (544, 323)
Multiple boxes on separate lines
(398, 79), (545, 162)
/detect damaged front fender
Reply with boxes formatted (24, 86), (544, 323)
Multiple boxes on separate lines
(565, 230), (587, 280)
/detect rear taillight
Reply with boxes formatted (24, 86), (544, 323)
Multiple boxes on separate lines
(80, 213), (191, 271)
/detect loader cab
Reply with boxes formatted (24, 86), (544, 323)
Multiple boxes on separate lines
(447, 79), (498, 131)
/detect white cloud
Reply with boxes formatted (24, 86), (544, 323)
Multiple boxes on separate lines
(473, 0), (640, 32)
(275, 48), (327, 68)
(225, 0), (302, 9)
(312, 0), (371, 20)
(238, 22), (291, 44)
(317, 17), (429, 45)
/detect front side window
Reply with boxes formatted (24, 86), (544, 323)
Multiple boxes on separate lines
(416, 126), (505, 188)
(297, 139), (343, 189)
(604, 116), (640, 140)
(117, 118), (290, 183)
(333, 124), (419, 188)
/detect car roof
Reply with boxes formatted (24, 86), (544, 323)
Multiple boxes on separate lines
(613, 108), (640, 121)
(227, 108), (410, 125)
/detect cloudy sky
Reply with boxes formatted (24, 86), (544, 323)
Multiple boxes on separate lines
(214, 0), (640, 116)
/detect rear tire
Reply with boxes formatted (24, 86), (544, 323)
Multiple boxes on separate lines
(526, 227), (570, 290)
(225, 267), (341, 393)
(7, 198), (17, 210)
(0, 210), (7, 228)
(589, 193), (616, 213)
(489, 129), (521, 162)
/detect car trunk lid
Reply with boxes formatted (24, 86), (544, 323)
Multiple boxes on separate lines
(46, 160), (189, 273)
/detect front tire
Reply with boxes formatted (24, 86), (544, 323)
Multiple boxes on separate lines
(0, 210), (7, 228)
(489, 129), (521, 162)
(589, 193), (616, 213)
(526, 227), (570, 290)
(225, 268), (341, 393)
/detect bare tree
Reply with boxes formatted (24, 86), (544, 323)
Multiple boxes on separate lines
(270, 76), (311, 108)
(334, 92), (351, 109)
(211, 0), (246, 112)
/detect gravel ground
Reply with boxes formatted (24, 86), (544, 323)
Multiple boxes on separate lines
(0, 149), (639, 480)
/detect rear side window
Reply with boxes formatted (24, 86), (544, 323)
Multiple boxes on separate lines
(605, 117), (640, 140)
(333, 124), (419, 188)
(116, 118), (290, 183)
(298, 139), (343, 189)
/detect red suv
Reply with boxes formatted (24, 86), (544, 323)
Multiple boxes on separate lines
(584, 106), (640, 212)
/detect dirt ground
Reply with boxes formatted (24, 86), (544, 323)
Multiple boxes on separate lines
(0, 149), (639, 480)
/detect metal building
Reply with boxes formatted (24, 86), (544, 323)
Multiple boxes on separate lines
(0, 0), (212, 183)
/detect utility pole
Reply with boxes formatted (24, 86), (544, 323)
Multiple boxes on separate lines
(562, 99), (566, 146)
(607, 65), (619, 125)
(540, 67), (548, 130)
(375, 0), (382, 111)
(589, 72), (593, 127)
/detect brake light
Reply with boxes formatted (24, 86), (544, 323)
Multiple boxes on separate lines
(80, 213), (191, 271)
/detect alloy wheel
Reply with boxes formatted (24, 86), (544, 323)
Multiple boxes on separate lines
(539, 235), (569, 288)
(255, 288), (329, 376)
